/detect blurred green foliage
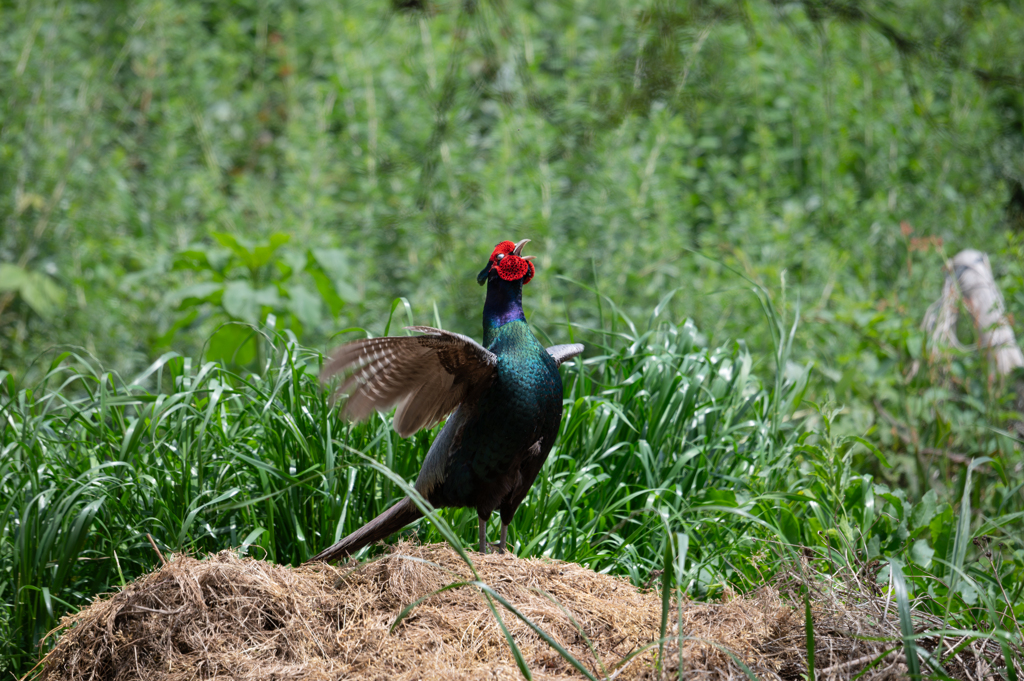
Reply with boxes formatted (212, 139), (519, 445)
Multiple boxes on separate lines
(2, 0), (1022, 373)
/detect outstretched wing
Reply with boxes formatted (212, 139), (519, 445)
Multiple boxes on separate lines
(322, 326), (498, 437)
(546, 343), (584, 366)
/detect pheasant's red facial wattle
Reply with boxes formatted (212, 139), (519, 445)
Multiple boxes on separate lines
(487, 240), (535, 285)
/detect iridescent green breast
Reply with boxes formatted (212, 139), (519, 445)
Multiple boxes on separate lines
(434, 321), (563, 509)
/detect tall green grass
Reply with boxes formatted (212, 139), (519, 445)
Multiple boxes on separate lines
(2, 304), (1022, 676)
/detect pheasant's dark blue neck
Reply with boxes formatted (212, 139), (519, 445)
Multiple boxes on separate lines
(483, 277), (525, 346)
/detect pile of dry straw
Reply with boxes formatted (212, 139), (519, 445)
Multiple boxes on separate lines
(37, 543), (1015, 680)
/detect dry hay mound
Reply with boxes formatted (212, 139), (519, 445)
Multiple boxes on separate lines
(38, 544), (1016, 680)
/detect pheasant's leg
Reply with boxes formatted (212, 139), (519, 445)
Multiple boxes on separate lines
(488, 524), (509, 553)
(478, 517), (488, 554)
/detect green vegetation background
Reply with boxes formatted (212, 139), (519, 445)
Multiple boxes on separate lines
(3, 0), (1024, 676)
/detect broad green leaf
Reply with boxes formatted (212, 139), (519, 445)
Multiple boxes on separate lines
(18, 270), (66, 318)
(207, 324), (256, 364)
(166, 282), (223, 308)
(251, 232), (291, 268)
(310, 248), (361, 302)
(213, 232), (254, 268)
(776, 506), (801, 545)
(287, 284), (322, 327)
(910, 490), (938, 531)
(0, 263), (28, 291)
(930, 504), (954, 570)
(172, 248), (213, 270)
(222, 281), (281, 323)
(910, 539), (934, 569)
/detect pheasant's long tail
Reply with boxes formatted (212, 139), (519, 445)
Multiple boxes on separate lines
(307, 497), (422, 563)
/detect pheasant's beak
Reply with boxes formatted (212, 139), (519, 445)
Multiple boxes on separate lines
(512, 239), (530, 256)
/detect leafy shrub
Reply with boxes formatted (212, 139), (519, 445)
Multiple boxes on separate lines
(162, 232), (360, 365)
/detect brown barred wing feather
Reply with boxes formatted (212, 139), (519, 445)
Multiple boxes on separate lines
(322, 326), (498, 437)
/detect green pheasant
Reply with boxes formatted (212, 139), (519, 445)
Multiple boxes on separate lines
(309, 239), (582, 562)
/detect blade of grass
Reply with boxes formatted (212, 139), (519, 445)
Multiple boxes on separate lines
(1000, 637), (1019, 681)
(532, 587), (608, 679)
(659, 535), (672, 673)
(805, 592), (816, 680)
(477, 583), (599, 681)
(889, 558), (920, 679)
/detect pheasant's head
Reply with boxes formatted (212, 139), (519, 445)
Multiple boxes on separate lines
(477, 239), (535, 286)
